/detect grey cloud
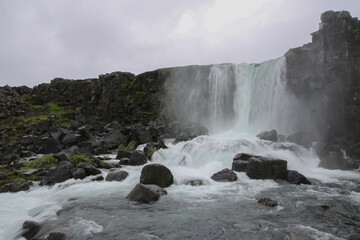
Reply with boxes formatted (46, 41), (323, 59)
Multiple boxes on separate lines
(0, 0), (359, 87)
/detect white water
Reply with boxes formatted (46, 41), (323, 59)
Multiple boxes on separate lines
(164, 57), (313, 135)
(1, 58), (360, 239)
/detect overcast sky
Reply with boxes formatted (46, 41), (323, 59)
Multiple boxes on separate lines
(0, 0), (359, 87)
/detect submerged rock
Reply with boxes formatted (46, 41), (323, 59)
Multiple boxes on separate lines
(256, 129), (278, 142)
(0, 181), (32, 193)
(140, 164), (174, 187)
(185, 179), (204, 186)
(245, 157), (287, 180)
(126, 183), (167, 203)
(287, 131), (312, 149)
(285, 170), (311, 185)
(105, 170), (129, 182)
(48, 232), (67, 240)
(22, 220), (41, 240)
(211, 168), (237, 182)
(258, 198), (278, 207)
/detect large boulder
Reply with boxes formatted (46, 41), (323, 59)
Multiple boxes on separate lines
(285, 170), (311, 185)
(128, 150), (148, 166)
(126, 183), (167, 203)
(130, 125), (153, 144)
(245, 157), (287, 180)
(40, 161), (74, 185)
(37, 138), (62, 154)
(116, 149), (132, 160)
(211, 168), (237, 182)
(140, 164), (174, 188)
(256, 129), (278, 142)
(105, 170), (129, 182)
(77, 162), (101, 176)
(231, 153), (253, 172)
(287, 131), (312, 149)
(0, 181), (32, 193)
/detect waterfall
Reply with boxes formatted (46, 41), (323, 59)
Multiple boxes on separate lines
(163, 57), (310, 135)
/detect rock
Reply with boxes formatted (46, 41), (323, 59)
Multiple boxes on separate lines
(258, 198), (278, 207)
(118, 158), (130, 165)
(232, 160), (248, 172)
(319, 204), (333, 210)
(40, 161), (74, 185)
(91, 175), (104, 181)
(256, 129), (278, 142)
(233, 153), (253, 161)
(0, 181), (32, 193)
(287, 131), (312, 149)
(140, 164), (174, 187)
(128, 150), (148, 166)
(130, 125), (153, 144)
(184, 179), (204, 186)
(77, 162), (101, 176)
(99, 161), (113, 169)
(53, 153), (68, 162)
(318, 150), (360, 170)
(245, 157), (287, 180)
(285, 170), (311, 185)
(105, 170), (129, 182)
(22, 220), (41, 240)
(37, 138), (62, 154)
(48, 232), (67, 240)
(126, 183), (167, 203)
(101, 130), (127, 150)
(71, 168), (87, 180)
(116, 149), (131, 160)
(0, 170), (7, 180)
(211, 168), (238, 182)
(61, 133), (83, 147)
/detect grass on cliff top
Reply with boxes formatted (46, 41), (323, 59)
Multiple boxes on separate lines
(0, 102), (74, 142)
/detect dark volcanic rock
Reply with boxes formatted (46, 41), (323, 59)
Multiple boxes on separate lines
(128, 150), (148, 166)
(287, 131), (312, 149)
(126, 183), (167, 203)
(37, 138), (62, 154)
(258, 198), (278, 207)
(185, 179), (204, 186)
(71, 168), (87, 180)
(116, 149), (131, 160)
(0, 181), (32, 193)
(77, 162), (101, 176)
(40, 161), (74, 185)
(48, 232), (67, 240)
(285, 170), (311, 185)
(245, 157), (287, 180)
(22, 220), (41, 240)
(105, 170), (129, 182)
(140, 164), (174, 188)
(211, 168), (238, 182)
(256, 129), (278, 142)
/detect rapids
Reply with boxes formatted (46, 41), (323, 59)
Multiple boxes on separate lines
(1, 57), (360, 239)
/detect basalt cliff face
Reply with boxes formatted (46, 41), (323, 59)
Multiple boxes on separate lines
(0, 10), (360, 161)
(285, 10), (360, 158)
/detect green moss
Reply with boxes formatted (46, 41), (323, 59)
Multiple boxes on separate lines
(68, 154), (91, 165)
(118, 144), (127, 151)
(145, 148), (158, 159)
(121, 83), (128, 88)
(125, 95), (131, 102)
(130, 78), (136, 87)
(55, 118), (72, 128)
(118, 140), (138, 151)
(21, 94), (32, 103)
(135, 91), (147, 96)
(22, 154), (58, 169)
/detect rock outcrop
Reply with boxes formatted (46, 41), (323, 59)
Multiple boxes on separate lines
(285, 10), (360, 160)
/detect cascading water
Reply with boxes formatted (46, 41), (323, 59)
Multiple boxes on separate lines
(1, 58), (360, 240)
(163, 57), (313, 135)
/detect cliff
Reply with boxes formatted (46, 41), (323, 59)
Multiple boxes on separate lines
(285, 10), (360, 158)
